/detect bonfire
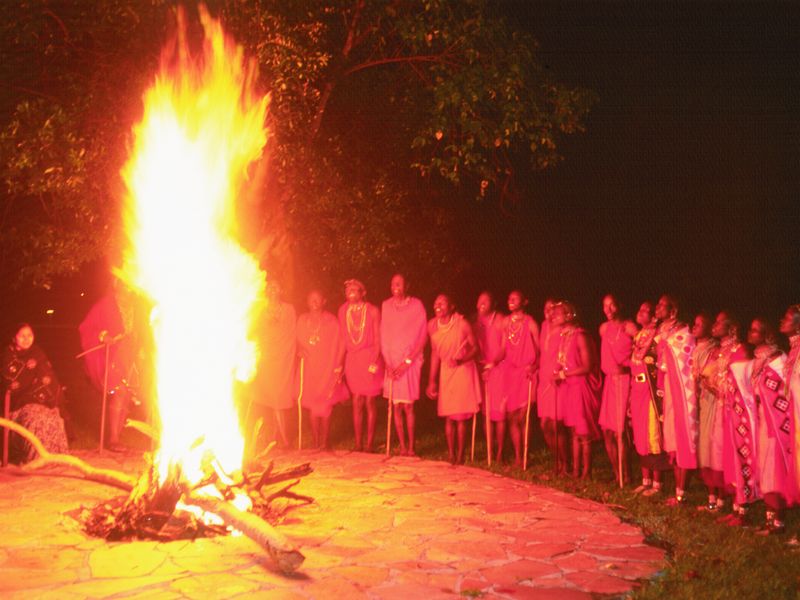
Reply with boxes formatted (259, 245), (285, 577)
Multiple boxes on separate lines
(1, 5), (310, 574)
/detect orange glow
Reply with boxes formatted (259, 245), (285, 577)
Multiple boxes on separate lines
(118, 6), (268, 486)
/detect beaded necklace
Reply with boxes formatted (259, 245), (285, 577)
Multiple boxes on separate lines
(346, 303), (367, 345)
(507, 313), (526, 346)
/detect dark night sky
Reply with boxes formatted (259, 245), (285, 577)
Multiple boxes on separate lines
(3, 1), (799, 334)
(458, 0), (799, 328)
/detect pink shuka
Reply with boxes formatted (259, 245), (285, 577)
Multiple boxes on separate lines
(659, 325), (698, 469)
(538, 321), (564, 421)
(557, 327), (601, 439)
(338, 302), (384, 397)
(381, 297), (427, 402)
(430, 314), (481, 419)
(500, 314), (539, 414)
(296, 311), (348, 419)
(728, 360), (761, 505)
(254, 302), (297, 410)
(598, 320), (633, 433)
(474, 312), (505, 422)
(756, 354), (797, 504)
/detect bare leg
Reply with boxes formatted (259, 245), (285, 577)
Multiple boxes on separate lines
(392, 402), (407, 454)
(445, 418), (455, 463)
(107, 393), (129, 448)
(405, 404), (416, 455)
(365, 396), (377, 451)
(571, 430), (580, 478)
(580, 437), (592, 479)
(274, 408), (289, 448)
(456, 420), (467, 464)
(310, 413), (320, 448)
(542, 418), (555, 453)
(494, 418), (506, 464)
(603, 429), (618, 481)
(352, 395), (364, 451)
(556, 422), (568, 474)
(509, 408), (523, 467)
(320, 415), (331, 450)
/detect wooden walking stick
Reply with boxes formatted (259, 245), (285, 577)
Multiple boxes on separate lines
(616, 374), (624, 489)
(2, 390), (10, 467)
(470, 412), (477, 462)
(297, 358), (305, 450)
(385, 379), (394, 457)
(99, 341), (110, 453)
(485, 387), (492, 466)
(523, 378), (533, 471)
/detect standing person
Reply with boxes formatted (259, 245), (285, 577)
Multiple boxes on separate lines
(2, 323), (68, 463)
(598, 294), (637, 485)
(698, 311), (749, 519)
(538, 298), (566, 473)
(552, 302), (601, 479)
(250, 283), (297, 450)
(296, 289), (347, 450)
(78, 281), (146, 452)
(499, 290), (540, 467)
(426, 294), (481, 464)
(748, 318), (794, 534)
(783, 306), (800, 505)
(381, 274), (427, 456)
(630, 301), (668, 495)
(727, 320), (761, 522)
(339, 279), (384, 452)
(691, 313), (721, 510)
(654, 294), (698, 506)
(473, 291), (505, 461)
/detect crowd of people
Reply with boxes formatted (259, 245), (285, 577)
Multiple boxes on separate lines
(247, 276), (800, 537)
(3, 273), (799, 537)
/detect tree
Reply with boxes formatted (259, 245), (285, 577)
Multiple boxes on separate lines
(0, 0), (593, 293)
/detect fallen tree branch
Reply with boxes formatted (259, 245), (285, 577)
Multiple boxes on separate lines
(189, 494), (305, 574)
(0, 417), (135, 490)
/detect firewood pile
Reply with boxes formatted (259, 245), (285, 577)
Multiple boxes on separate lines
(0, 417), (312, 574)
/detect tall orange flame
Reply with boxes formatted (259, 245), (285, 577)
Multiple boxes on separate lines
(119, 6), (268, 485)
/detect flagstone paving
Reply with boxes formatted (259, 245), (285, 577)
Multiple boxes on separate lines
(0, 450), (665, 598)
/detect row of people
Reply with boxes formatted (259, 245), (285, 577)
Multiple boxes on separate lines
(252, 279), (800, 537)
(596, 296), (800, 535)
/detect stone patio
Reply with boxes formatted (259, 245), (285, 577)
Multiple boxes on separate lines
(0, 450), (665, 598)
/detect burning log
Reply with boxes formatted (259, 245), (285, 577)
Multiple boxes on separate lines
(0, 418), (311, 574)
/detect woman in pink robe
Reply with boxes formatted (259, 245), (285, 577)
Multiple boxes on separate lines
(381, 274), (428, 456)
(338, 279), (384, 452)
(473, 291), (505, 461)
(499, 290), (539, 467)
(538, 299), (566, 473)
(598, 294), (636, 485)
(427, 294), (481, 464)
(552, 302), (602, 479)
(297, 290), (347, 450)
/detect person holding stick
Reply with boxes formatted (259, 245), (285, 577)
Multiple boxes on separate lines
(538, 298), (567, 475)
(427, 294), (481, 465)
(473, 291), (504, 465)
(381, 274), (427, 456)
(598, 294), (636, 486)
(296, 289), (347, 451)
(499, 290), (539, 468)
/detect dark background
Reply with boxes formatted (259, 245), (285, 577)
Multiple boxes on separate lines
(1, 1), (797, 434)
